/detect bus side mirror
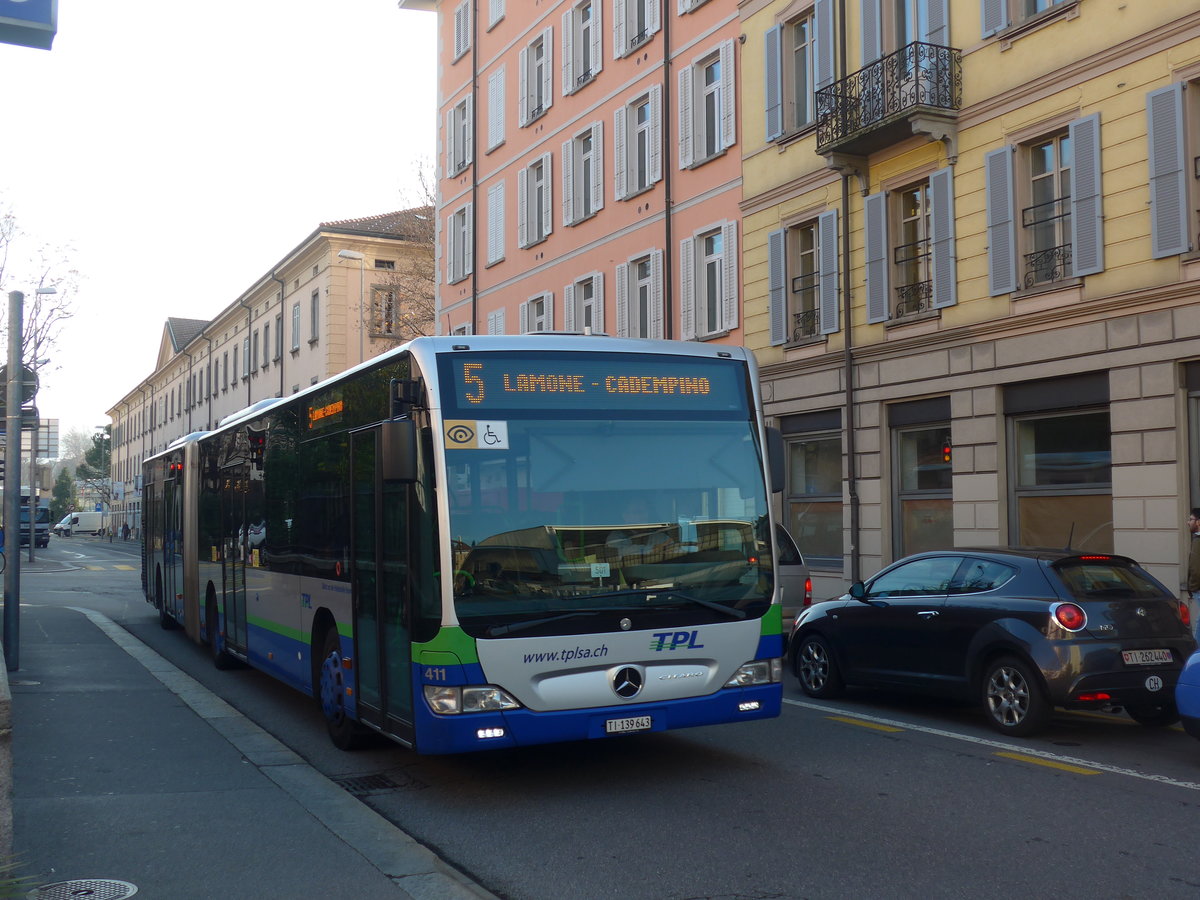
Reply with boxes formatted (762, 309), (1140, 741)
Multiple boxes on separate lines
(767, 426), (785, 494)
(381, 419), (418, 483)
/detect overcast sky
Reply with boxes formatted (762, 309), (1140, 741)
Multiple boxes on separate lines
(0, 0), (437, 452)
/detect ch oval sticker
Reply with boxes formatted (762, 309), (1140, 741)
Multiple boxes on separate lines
(1145, 675), (1164, 692)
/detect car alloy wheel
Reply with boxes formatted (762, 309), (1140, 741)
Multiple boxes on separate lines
(795, 634), (844, 699)
(982, 655), (1049, 737)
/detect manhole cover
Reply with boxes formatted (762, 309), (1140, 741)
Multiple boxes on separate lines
(332, 773), (403, 796)
(28, 879), (138, 899)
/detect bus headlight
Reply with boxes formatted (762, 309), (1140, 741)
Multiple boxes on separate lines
(724, 659), (782, 687)
(423, 684), (521, 715)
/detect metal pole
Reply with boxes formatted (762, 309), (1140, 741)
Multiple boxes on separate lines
(358, 257), (365, 365)
(27, 418), (36, 563)
(4, 291), (23, 670)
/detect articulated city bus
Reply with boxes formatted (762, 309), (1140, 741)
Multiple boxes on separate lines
(142, 335), (783, 753)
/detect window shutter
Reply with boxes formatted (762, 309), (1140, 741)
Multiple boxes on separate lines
(815, 0), (835, 91)
(488, 309), (505, 335)
(930, 167), (957, 308)
(861, 0), (881, 65)
(446, 212), (458, 284)
(765, 25), (784, 142)
(590, 121), (605, 214)
(926, 0), (949, 46)
(518, 46), (529, 126)
(818, 209), (839, 334)
(1069, 113), (1104, 277)
(864, 191), (889, 323)
(487, 180), (505, 265)
(564, 282), (576, 332)
(650, 249), (664, 339)
(1147, 84), (1189, 259)
(984, 146), (1017, 295)
(594, 271), (605, 333)
(678, 65), (695, 169)
(649, 84), (663, 184)
(614, 105), (628, 200)
(488, 0), (503, 29)
(647, 0), (660, 37)
(721, 221), (738, 331)
(541, 27), (554, 112)
(615, 263), (629, 336)
(445, 107), (456, 174)
(540, 151), (553, 239)
(464, 94), (474, 167)
(720, 39), (736, 151)
(517, 166), (529, 248)
(679, 236), (696, 340)
(519, 299), (531, 334)
(981, 0), (1007, 38)
(488, 67), (505, 150)
(464, 203), (474, 277)
(562, 9), (575, 96)
(590, 3), (603, 77)
(545, 291), (555, 330)
(613, 0), (627, 59)
(562, 136), (576, 226)
(768, 228), (787, 345)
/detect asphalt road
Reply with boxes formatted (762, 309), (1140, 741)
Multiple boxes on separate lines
(19, 537), (1200, 899)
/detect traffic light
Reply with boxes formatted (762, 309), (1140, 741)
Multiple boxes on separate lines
(942, 438), (953, 464)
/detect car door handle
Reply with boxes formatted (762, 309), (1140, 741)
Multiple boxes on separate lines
(918, 610), (940, 618)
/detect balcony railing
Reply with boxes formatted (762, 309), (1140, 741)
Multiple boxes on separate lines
(816, 42), (961, 155)
(1024, 244), (1072, 287)
(792, 309), (820, 341)
(894, 280), (933, 319)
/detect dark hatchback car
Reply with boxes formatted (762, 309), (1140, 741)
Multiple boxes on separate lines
(789, 549), (1197, 736)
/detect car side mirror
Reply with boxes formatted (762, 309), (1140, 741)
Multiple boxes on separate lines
(849, 581), (868, 602)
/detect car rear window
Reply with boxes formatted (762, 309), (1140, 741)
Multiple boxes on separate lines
(1052, 558), (1165, 600)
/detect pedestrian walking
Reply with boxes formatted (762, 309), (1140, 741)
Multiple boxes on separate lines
(1186, 508), (1200, 636)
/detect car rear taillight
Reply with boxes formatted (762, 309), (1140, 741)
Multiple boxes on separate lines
(1052, 602), (1087, 632)
(803, 577), (813, 609)
(1180, 600), (1192, 629)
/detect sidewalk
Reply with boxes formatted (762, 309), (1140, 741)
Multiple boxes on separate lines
(10, 603), (496, 900)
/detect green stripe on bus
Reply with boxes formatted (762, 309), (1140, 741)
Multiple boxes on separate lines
(246, 614), (306, 643)
(415, 626), (479, 664)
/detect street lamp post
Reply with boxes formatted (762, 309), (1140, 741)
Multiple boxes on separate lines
(337, 249), (366, 365)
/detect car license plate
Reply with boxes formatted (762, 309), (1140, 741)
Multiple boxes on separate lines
(605, 715), (652, 734)
(1122, 648), (1173, 666)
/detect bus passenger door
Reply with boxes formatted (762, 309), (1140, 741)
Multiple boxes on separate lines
(162, 472), (185, 625)
(350, 426), (414, 743)
(220, 465), (249, 656)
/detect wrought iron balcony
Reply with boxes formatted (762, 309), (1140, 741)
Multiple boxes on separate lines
(1023, 244), (1072, 288)
(816, 42), (961, 158)
(894, 280), (933, 319)
(792, 309), (820, 342)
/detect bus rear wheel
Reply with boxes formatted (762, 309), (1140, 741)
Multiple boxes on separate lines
(318, 629), (367, 750)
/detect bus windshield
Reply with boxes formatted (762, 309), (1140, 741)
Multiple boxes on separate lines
(444, 407), (772, 638)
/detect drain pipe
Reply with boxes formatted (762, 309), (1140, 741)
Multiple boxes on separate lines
(661, 4), (674, 338)
(838, 0), (860, 583)
(470, 0), (480, 334)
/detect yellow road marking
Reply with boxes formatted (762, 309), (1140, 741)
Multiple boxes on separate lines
(84, 566), (105, 571)
(827, 715), (904, 733)
(114, 565), (135, 571)
(995, 751), (1100, 775)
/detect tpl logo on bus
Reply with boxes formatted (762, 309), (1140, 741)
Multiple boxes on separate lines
(650, 631), (705, 652)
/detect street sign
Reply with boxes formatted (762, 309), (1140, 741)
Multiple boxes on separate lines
(0, 365), (38, 405)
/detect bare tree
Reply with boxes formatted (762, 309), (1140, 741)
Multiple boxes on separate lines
(371, 164), (436, 342)
(0, 203), (79, 385)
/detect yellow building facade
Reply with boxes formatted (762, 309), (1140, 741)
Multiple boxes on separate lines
(739, 0), (1200, 596)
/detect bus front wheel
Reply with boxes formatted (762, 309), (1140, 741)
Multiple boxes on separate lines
(318, 629), (366, 750)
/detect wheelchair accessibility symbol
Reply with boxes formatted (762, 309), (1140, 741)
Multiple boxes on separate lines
(443, 420), (509, 450)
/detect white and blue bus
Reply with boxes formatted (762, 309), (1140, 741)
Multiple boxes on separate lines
(142, 335), (783, 753)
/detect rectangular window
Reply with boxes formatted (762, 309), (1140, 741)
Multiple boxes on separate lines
(565, 272), (604, 333)
(487, 308), (506, 334)
(614, 86), (661, 200)
(768, 211), (839, 345)
(1009, 408), (1112, 552)
(563, 0), (602, 95)
(262, 323), (270, 369)
(680, 222), (738, 340)
(452, 322), (474, 336)
(785, 432), (843, 569)
(310, 289), (320, 343)
(520, 292), (553, 332)
(242, 338), (250, 377)
(518, 154), (552, 248)
(614, 0), (659, 58)
(374, 260), (395, 270)
(789, 14), (817, 131)
(519, 28), (553, 126)
(447, 203), (474, 283)
(563, 122), (603, 226)
(252, 330), (259, 372)
(291, 303), (301, 351)
(982, 0), (1073, 38)
(615, 250), (663, 339)
(447, 95), (473, 175)
(893, 424), (953, 556)
(373, 288), (398, 335)
(679, 41), (735, 169)
(274, 314), (283, 360)
(1021, 132), (1073, 287)
(223, 351), (230, 390)
(893, 180), (933, 317)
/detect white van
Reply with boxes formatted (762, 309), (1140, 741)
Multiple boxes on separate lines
(54, 511), (105, 536)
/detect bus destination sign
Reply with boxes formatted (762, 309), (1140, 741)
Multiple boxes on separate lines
(442, 352), (746, 413)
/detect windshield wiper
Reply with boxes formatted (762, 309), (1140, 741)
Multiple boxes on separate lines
(487, 611), (598, 637)
(581, 588), (747, 620)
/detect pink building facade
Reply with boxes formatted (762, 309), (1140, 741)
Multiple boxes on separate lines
(405, 0), (744, 343)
